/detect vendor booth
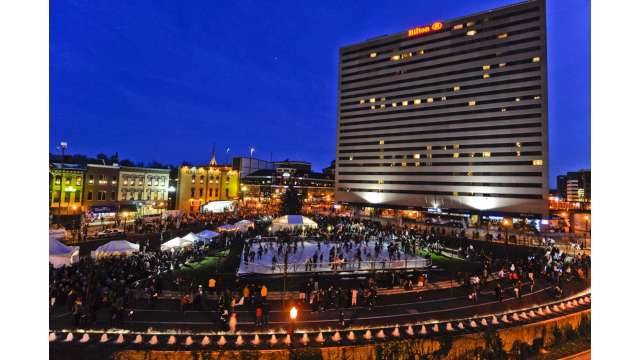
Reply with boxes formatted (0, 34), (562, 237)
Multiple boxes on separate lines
(91, 240), (139, 258)
(234, 220), (254, 233)
(181, 232), (200, 242)
(49, 238), (79, 268)
(271, 215), (318, 232)
(161, 237), (194, 251)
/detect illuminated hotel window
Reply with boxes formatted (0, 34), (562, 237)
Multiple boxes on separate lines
(482, 64), (490, 70)
(371, 105), (375, 110)
(453, 153), (459, 158)
(390, 55), (400, 61)
(401, 162), (407, 167)
(516, 142), (522, 147)
(370, 52), (377, 58)
(414, 99), (421, 105)
(369, 98), (375, 103)
(467, 171), (473, 176)
(359, 99), (365, 104)
(470, 153), (475, 157)
(428, 154), (433, 158)
(483, 74), (490, 79)
(453, 144), (459, 149)
(418, 49), (425, 55)
(381, 97), (386, 101)
(441, 96), (447, 101)
(533, 57), (540, 62)
(453, 24), (463, 30)
(380, 104), (385, 109)
(392, 102), (397, 107)
(453, 86), (460, 91)
(401, 52), (412, 59)
(427, 97), (434, 103)
(515, 97), (521, 102)
(402, 100), (408, 106)
(378, 179), (384, 184)
(379, 139), (384, 145)
(443, 145), (447, 150)
(534, 95), (541, 100)
(415, 162), (420, 167)
(413, 153), (420, 159)
(497, 33), (508, 39)
(379, 154), (384, 159)
(499, 62), (506, 68)
(516, 151), (521, 157)
(466, 30), (477, 36)
(533, 159), (544, 166)
(453, 191), (459, 196)
(468, 100), (476, 106)
(426, 145), (432, 150)
(466, 21), (475, 26)
(501, 108), (507, 112)
(482, 151), (491, 157)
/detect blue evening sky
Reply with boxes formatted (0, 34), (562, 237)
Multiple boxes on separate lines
(50, 0), (590, 187)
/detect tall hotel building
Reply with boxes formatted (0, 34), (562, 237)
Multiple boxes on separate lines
(335, 0), (549, 218)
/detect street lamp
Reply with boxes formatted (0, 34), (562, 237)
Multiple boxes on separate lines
(502, 218), (512, 259)
(57, 141), (68, 223)
(289, 306), (298, 321)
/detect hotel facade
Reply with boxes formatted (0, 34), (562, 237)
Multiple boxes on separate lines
(335, 0), (549, 217)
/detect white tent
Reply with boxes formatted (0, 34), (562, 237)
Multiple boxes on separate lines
(91, 240), (139, 259)
(161, 237), (194, 251)
(49, 238), (79, 268)
(182, 232), (199, 242)
(271, 215), (318, 232)
(234, 220), (254, 233)
(196, 230), (220, 243)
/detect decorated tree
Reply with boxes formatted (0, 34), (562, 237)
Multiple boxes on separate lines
(281, 184), (302, 215)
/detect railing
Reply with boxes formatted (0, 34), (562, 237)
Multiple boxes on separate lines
(239, 257), (432, 274)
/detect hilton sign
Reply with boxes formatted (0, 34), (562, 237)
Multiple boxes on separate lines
(407, 21), (444, 37)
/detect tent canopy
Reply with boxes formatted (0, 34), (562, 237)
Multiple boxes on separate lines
(217, 224), (239, 232)
(271, 215), (318, 232)
(49, 228), (66, 241)
(161, 237), (194, 251)
(49, 238), (77, 255)
(182, 232), (199, 242)
(234, 220), (254, 233)
(196, 230), (220, 239)
(92, 240), (139, 258)
(49, 238), (79, 268)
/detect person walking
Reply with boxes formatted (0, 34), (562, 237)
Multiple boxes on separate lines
(229, 312), (238, 333)
(495, 283), (503, 302)
(208, 277), (216, 296)
(351, 288), (358, 307)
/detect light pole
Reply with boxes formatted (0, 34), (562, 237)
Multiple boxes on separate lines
(57, 141), (68, 224)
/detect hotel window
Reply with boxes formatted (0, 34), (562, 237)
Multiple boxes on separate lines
(190, 188), (195, 197)
(532, 57), (540, 63)
(369, 98), (376, 103)
(401, 162), (407, 167)
(111, 191), (116, 200)
(516, 151), (521, 157)
(348, 156), (353, 161)
(414, 162), (420, 167)
(65, 177), (71, 185)
(516, 142), (521, 147)
(453, 191), (459, 196)
(86, 192), (91, 201)
(467, 171), (473, 176)
(466, 30), (477, 36)
(470, 153), (475, 158)
(200, 175), (204, 184)
(359, 99), (365, 104)
(191, 175), (195, 184)
(499, 62), (506, 68)
(453, 24), (463, 30)
(215, 189), (219, 197)
(441, 96), (446, 101)
(380, 104), (385, 109)
(443, 145), (447, 150)
(392, 102), (397, 107)
(501, 108), (507, 112)
(453, 153), (459, 158)
(199, 188), (204, 197)
(74, 190), (81, 203)
(111, 176), (117, 184)
(55, 176), (61, 185)
(402, 100), (408, 106)
(468, 101), (476, 106)
(379, 139), (384, 145)
(76, 176), (82, 185)
(98, 191), (106, 201)
(370, 105), (375, 110)
(413, 99), (421, 105)
(427, 98), (433, 103)
(534, 96), (541, 100)
(390, 55), (400, 61)
(533, 159), (544, 166)
(369, 52), (377, 58)
(377, 179), (384, 184)
(413, 154), (420, 159)
(426, 145), (432, 150)
(515, 98), (521, 102)
(418, 49), (425, 55)
(482, 64), (490, 70)
(466, 21), (474, 27)
(483, 74), (490, 79)
(401, 52), (412, 59)
(482, 152), (491, 157)
(497, 33), (508, 39)
(453, 86), (460, 91)
(453, 144), (459, 149)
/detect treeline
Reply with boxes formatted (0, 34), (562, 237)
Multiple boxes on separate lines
(49, 152), (194, 169)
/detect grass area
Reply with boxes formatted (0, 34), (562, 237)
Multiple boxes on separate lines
(417, 248), (482, 274)
(160, 250), (230, 289)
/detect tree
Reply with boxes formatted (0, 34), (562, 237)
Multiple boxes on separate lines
(281, 184), (302, 215)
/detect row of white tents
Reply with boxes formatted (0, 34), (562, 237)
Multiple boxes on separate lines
(49, 217), (316, 267)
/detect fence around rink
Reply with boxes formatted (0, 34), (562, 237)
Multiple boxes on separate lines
(240, 257), (433, 274)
